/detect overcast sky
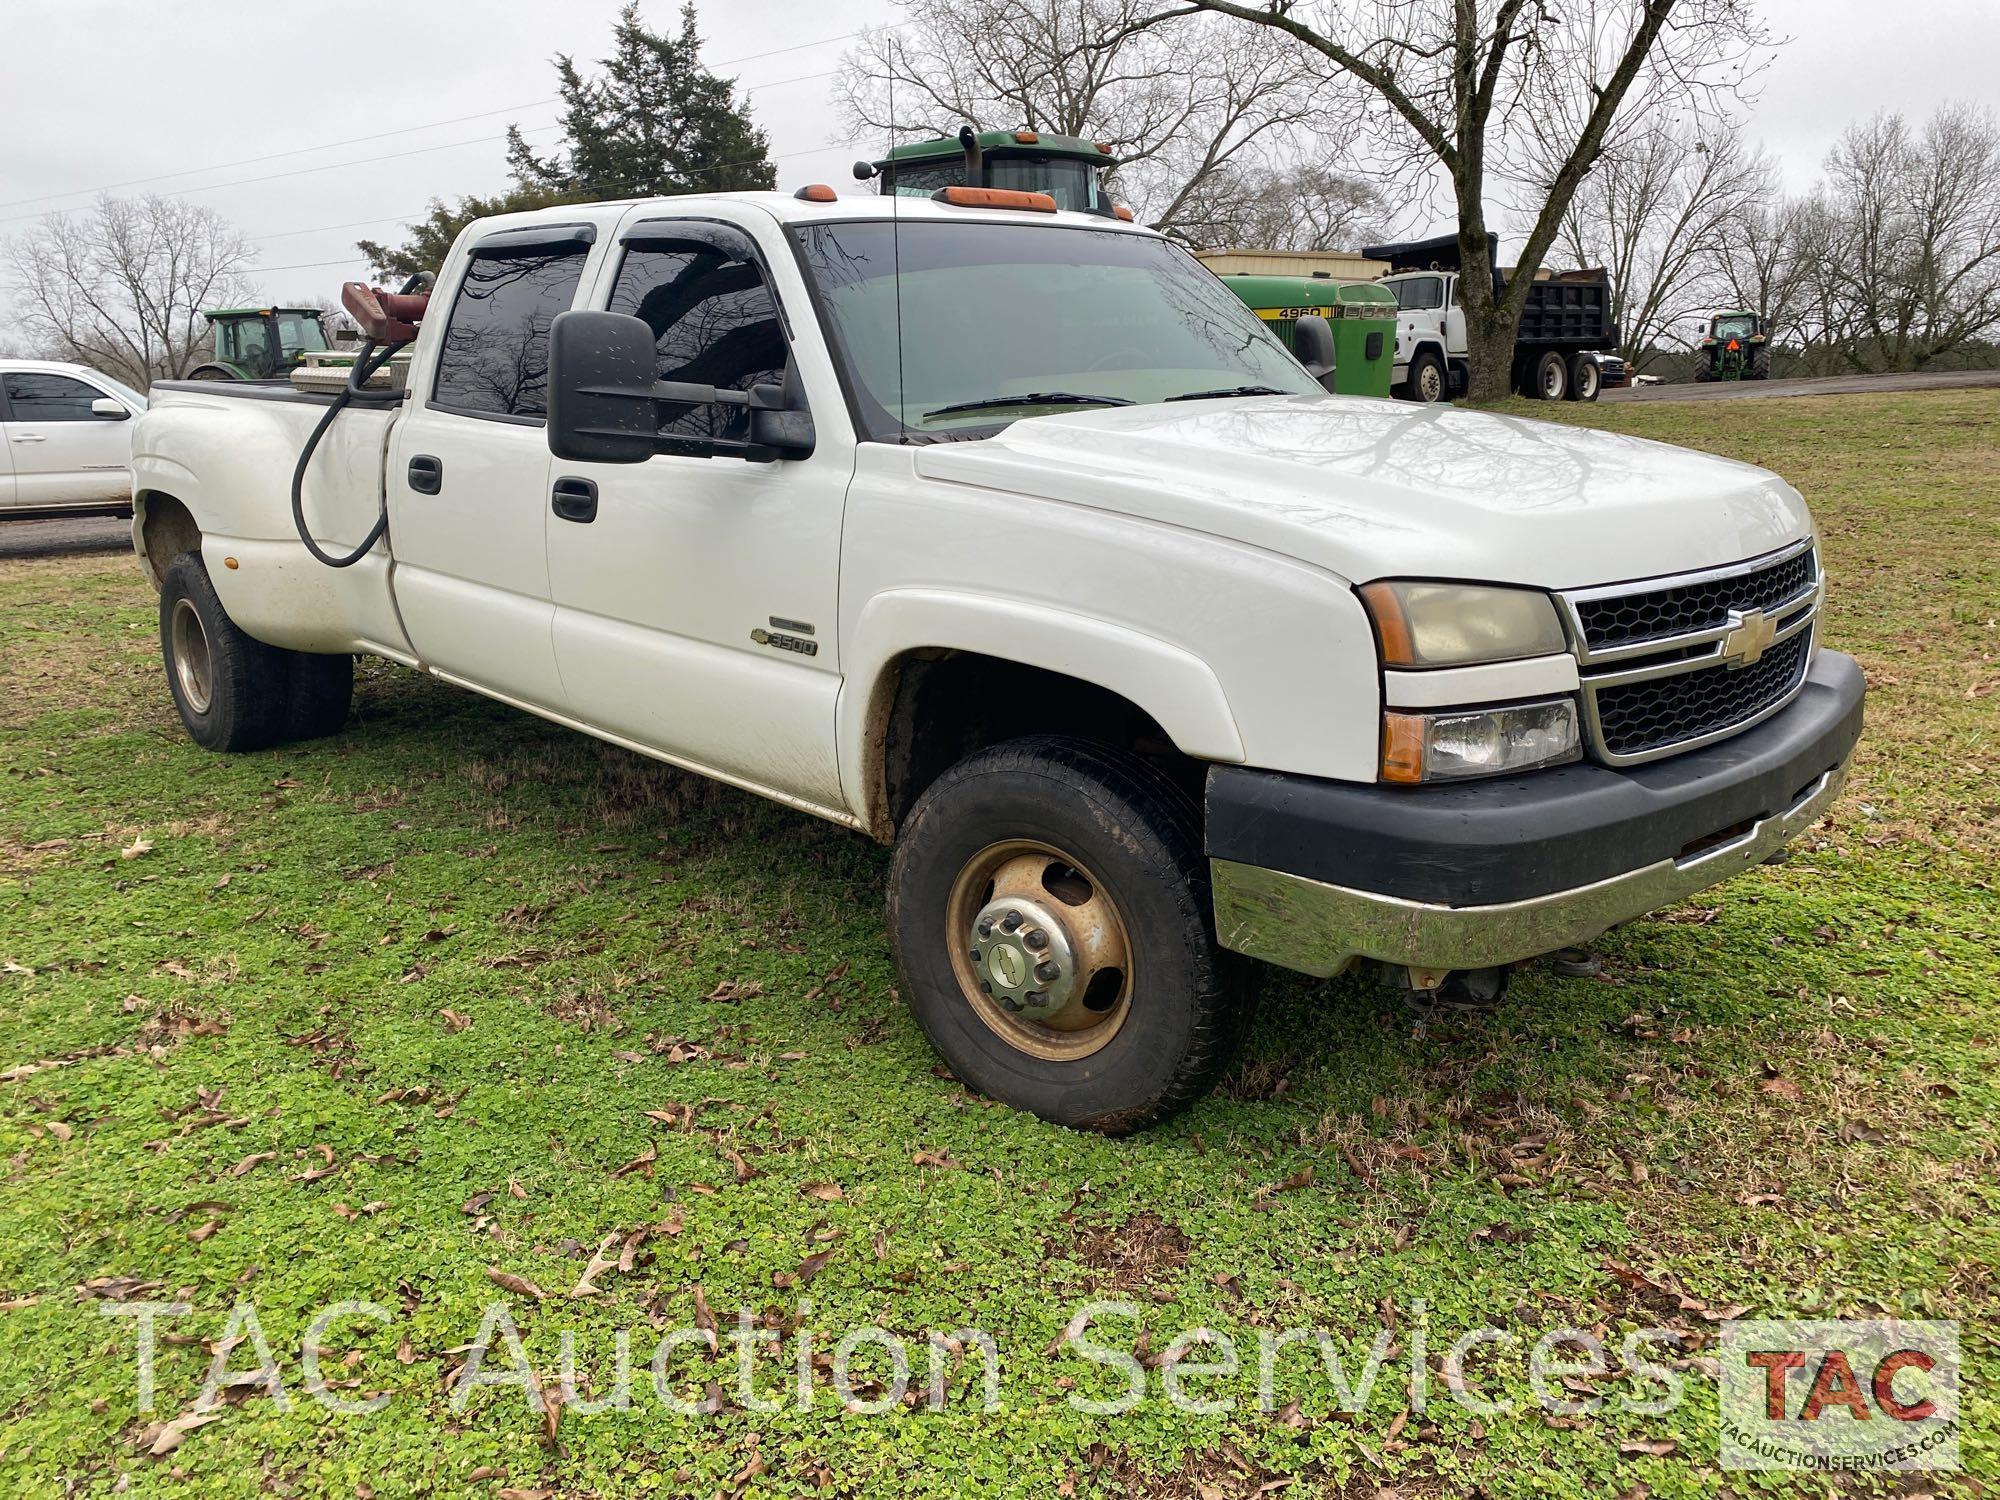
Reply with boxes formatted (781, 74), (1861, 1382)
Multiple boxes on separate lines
(1, 0), (1995, 321)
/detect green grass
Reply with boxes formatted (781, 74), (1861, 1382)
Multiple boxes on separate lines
(1, 390), (1995, 1498)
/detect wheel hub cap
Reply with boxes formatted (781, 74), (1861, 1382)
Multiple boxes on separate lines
(170, 598), (213, 715)
(969, 895), (1076, 1022)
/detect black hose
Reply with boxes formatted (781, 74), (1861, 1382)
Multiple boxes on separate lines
(289, 273), (427, 569)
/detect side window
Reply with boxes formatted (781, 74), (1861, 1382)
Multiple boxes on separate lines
(431, 243), (590, 420)
(3, 372), (103, 421)
(608, 241), (788, 446)
(883, 163), (963, 199)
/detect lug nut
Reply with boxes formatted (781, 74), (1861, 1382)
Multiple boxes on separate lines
(1000, 910), (1023, 932)
(970, 949), (983, 964)
(1035, 961), (1061, 983)
(1023, 928), (1048, 951)
(999, 995), (1023, 1012)
(978, 980), (991, 994)
(977, 917), (994, 937)
(1024, 990), (1047, 1006)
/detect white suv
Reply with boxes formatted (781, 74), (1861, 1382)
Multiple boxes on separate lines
(0, 360), (147, 513)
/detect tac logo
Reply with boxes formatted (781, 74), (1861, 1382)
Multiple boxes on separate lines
(1718, 1319), (1959, 1471)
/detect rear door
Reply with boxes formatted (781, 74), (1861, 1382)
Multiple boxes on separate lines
(1, 370), (132, 508)
(384, 223), (599, 711)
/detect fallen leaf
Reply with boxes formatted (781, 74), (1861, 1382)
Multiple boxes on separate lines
(571, 1233), (622, 1298)
(142, 1408), (222, 1456)
(801, 1181), (845, 1202)
(1619, 1437), (1677, 1457)
(228, 1151), (275, 1178)
(120, 837), (155, 861)
(485, 1266), (548, 1304)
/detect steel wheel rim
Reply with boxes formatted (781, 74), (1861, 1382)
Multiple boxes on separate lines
(945, 839), (1133, 1062)
(1543, 361), (1565, 398)
(1578, 364), (1599, 399)
(170, 598), (213, 715)
(1418, 362), (1443, 402)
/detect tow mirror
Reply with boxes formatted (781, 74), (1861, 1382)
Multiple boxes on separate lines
(547, 309), (815, 465)
(1292, 313), (1336, 385)
(89, 397), (129, 420)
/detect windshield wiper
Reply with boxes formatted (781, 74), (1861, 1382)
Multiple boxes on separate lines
(921, 391), (1133, 420)
(1164, 385), (1291, 402)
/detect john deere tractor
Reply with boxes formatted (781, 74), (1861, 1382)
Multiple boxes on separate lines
(857, 126), (1121, 216)
(186, 307), (332, 381)
(1695, 310), (1772, 382)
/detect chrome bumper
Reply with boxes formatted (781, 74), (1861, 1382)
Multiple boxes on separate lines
(1212, 761), (1847, 978)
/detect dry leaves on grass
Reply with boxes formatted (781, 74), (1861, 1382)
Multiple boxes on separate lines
(486, 1266), (549, 1304)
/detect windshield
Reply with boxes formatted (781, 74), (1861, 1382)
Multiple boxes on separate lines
(1714, 314), (1757, 340)
(790, 220), (1320, 439)
(987, 158), (1100, 213)
(1389, 276), (1443, 310)
(276, 312), (329, 354)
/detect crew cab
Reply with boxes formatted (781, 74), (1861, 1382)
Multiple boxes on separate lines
(1, 359), (146, 513)
(128, 189), (1863, 1131)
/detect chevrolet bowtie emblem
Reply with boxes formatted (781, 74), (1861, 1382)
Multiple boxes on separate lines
(1720, 608), (1777, 667)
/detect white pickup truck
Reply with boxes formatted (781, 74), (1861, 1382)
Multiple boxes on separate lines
(129, 187), (1863, 1131)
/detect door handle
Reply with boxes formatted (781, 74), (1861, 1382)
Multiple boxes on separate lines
(551, 476), (597, 524)
(12, 434), (46, 443)
(407, 454), (442, 494)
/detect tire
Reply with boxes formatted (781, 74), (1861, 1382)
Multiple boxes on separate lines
(1403, 349), (1448, 404)
(1566, 354), (1601, 402)
(1750, 344), (1772, 380)
(1525, 350), (1568, 401)
(1694, 358), (1718, 383)
(284, 652), (354, 740)
(887, 734), (1245, 1133)
(159, 552), (289, 752)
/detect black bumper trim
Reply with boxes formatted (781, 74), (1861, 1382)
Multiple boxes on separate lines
(1205, 649), (1865, 907)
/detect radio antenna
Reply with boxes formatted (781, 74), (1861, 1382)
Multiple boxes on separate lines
(888, 39), (906, 444)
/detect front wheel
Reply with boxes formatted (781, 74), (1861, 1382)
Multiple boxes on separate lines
(1403, 349), (1448, 404)
(887, 735), (1246, 1132)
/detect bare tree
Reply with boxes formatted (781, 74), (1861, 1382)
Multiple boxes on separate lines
(1806, 104), (2000, 371)
(5, 195), (256, 387)
(1165, 0), (1772, 399)
(1171, 160), (1384, 251)
(834, 0), (1341, 238)
(1710, 193), (1817, 366)
(1551, 116), (1775, 369)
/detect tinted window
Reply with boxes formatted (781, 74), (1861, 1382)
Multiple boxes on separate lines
(608, 242), (787, 444)
(988, 158), (1099, 212)
(883, 162), (963, 199)
(432, 245), (589, 419)
(3, 372), (104, 421)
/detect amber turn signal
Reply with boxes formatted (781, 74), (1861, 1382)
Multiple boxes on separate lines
(793, 184), (838, 203)
(1112, 204), (1135, 222)
(1380, 712), (1427, 784)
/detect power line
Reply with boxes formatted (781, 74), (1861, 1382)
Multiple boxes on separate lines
(248, 142), (857, 277)
(0, 30), (864, 216)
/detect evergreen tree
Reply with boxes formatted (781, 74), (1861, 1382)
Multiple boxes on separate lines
(358, 3), (773, 279)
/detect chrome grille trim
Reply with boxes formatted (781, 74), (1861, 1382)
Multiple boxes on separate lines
(1559, 539), (1822, 766)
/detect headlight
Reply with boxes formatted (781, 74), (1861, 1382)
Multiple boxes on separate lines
(1381, 700), (1581, 784)
(1358, 580), (1568, 668)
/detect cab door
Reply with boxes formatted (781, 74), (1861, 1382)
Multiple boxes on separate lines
(543, 210), (851, 812)
(384, 223), (598, 711)
(1, 370), (132, 508)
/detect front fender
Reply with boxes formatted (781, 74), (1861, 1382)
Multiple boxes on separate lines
(838, 588), (1245, 828)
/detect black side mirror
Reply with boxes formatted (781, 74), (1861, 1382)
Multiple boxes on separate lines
(1293, 313), (1336, 384)
(549, 308), (816, 464)
(547, 309), (661, 464)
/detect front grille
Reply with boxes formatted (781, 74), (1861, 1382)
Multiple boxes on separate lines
(1593, 633), (1811, 759)
(1574, 547), (1816, 653)
(1560, 540), (1821, 765)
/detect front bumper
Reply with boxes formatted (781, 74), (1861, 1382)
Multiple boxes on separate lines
(1207, 649), (1864, 976)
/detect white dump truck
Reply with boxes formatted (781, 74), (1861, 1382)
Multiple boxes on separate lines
(128, 186), (1862, 1131)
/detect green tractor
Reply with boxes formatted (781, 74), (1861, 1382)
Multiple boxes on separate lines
(1695, 310), (1772, 382)
(858, 126), (1121, 216)
(186, 306), (333, 381)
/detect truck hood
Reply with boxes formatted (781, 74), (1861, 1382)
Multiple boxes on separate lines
(913, 394), (1811, 588)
